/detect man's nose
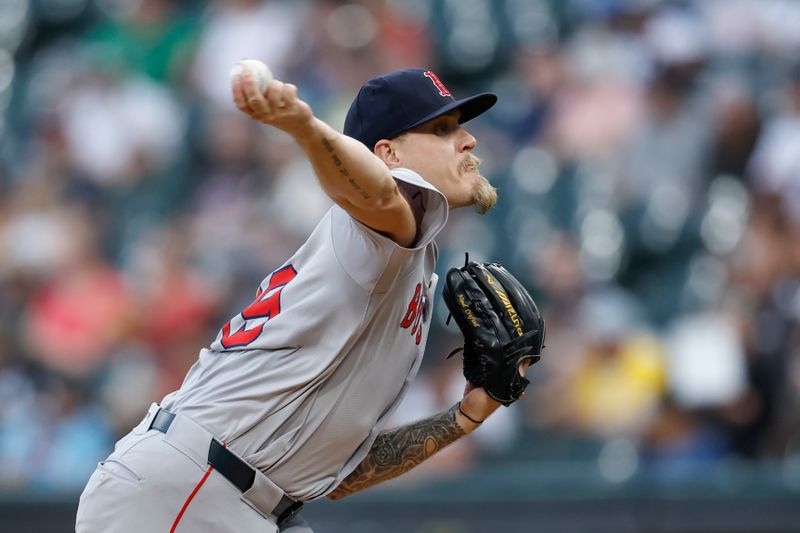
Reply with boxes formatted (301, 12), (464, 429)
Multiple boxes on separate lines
(459, 128), (477, 152)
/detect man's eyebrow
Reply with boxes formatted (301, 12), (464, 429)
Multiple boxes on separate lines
(432, 112), (460, 126)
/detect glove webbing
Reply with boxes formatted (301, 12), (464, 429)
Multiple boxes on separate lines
(444, 251), (472, 329)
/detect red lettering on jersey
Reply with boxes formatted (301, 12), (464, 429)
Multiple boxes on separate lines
(401, 284), (421, 328)
(401, 283), (424, 345)
(220, 265), (297, 349)
(424, 71), (451, 97)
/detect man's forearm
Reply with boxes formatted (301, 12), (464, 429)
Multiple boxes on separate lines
(327, 404), (465, 500)
(232, 66), (398, 212)
(293, 118), (398, 209)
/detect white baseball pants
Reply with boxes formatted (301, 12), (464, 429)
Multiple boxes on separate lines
(75, 405), (311, 532)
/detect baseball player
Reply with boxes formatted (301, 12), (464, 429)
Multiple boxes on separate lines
(75, 67), (542, 533)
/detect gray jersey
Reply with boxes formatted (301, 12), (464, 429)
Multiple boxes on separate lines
(160, 168), (448, 501)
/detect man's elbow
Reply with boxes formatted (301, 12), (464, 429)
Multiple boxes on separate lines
(327, 487), (349, 500)
(373, 181), (403, 209)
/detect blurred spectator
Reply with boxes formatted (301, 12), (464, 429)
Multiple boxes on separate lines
(21, 206), (134, 377)
(748, 67), (800, 223)
(708, 78), (761, 179)
(131, 226), (219, 395)
(724, 201), (798, 457)
(0, 371), (113, 492)
(191, 0), (305, 108)
(641, 397), (733, 482)
(85, 0), (200, 85)
(621, 63), (712, 209)
(55, 61), (186, 189)
(561, 287), (666, 440)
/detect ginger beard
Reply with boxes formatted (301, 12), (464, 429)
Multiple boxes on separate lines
(461, 154), (497, 215)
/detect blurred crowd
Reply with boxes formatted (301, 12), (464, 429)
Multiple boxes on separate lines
(2, 0), (800, 495)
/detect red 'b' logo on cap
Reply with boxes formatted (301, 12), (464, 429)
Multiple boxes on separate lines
(424, 71), (451, 97)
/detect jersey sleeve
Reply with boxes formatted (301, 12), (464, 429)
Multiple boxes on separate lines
(392, 167), (449, 248)
(330, 168), (448, 291)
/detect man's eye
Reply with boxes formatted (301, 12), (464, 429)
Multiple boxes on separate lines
(436, 123), (451, 135)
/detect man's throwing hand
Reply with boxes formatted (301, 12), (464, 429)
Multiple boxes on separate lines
(230, 60), (313, 137)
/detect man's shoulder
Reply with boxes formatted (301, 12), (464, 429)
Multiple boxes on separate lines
(390, 167), (441, 195)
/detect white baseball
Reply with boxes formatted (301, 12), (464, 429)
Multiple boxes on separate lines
(230, 59), (273, 94)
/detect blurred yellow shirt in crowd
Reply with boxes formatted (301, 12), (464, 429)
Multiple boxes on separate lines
(570, 334), (667, 437)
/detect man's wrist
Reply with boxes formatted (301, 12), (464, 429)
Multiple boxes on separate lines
(288, 116), (323, 147)
(457, 401), (484, 424)
(456, 388), (501, 432)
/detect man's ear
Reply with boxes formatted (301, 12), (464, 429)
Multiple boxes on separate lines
(374, 139), (402, 168)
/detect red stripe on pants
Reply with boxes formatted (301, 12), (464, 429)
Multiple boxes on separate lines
(170, 466), (214, 533)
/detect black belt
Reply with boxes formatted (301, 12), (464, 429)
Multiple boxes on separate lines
(149, 408), (303, 526)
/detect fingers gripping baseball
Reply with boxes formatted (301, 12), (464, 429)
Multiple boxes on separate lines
(231, 64), (312, 134)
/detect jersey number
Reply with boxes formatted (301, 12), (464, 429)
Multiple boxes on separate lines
(220, 265), (298, 348)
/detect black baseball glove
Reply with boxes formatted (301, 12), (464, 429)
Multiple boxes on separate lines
(442, 260), (545, 406)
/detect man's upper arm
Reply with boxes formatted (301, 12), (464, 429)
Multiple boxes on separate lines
(334, 182), (417, 248)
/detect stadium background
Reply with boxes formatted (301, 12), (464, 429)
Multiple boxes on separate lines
(2, 0), (800, 531)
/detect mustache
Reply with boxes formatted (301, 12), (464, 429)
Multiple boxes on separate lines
(460, 154), (482, 174)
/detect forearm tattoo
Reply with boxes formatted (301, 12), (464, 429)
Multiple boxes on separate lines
(328, 404), (465, 500)
(321, 137), (371, 199)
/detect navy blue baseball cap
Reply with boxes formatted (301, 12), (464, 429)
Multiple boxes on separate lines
(344, 68), (497, 151)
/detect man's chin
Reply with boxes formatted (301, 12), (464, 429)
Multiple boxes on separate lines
(472, 175), (497, 215)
